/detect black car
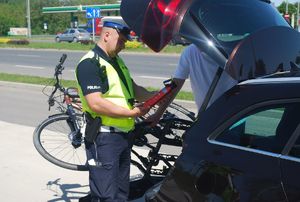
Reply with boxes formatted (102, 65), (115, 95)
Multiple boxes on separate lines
(121, 0), (300, 201)
(169, 34), (190, 46)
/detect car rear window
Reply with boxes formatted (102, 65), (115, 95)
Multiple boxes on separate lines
(181, 0), (289, 56)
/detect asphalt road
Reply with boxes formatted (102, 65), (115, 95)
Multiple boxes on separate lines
(0, 48), (192, 91)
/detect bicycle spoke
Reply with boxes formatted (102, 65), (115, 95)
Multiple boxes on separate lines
(34, 114), (87, 170)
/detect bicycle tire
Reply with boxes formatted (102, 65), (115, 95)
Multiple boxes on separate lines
(140, 102), (196, 123)
(166, 102), (196, 121)
(33, 113), (88, 171)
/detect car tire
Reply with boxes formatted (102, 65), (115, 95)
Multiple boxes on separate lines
(73, 37), (78, 43)
(55, 37), (60, 43)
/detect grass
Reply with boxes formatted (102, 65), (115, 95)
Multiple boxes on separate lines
(0, 41), (95, 51)
(0, 41), (185, 53)
(0, 38), (185, 53)
(0, 72), (194, 101)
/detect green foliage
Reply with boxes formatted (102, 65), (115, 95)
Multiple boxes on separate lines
(0, 41), (95, 50)
(0, 2), (25, 35)
(30, 0), (70, 35)
(277, 2), (297, 15)
(0, 0), (118, 36)
(125, 41), (143, 49)
(277, 2), (298, 26)
(60, 0), (117, 6)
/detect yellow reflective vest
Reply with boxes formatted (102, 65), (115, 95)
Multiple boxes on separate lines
(76, 50), (135, 132)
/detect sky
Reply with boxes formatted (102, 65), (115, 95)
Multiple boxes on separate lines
(272, 0), (299, 6)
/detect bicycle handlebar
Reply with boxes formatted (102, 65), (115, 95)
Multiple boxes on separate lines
(55, 54), (66, 75)
(48, 54), (68, 110)
(59, 54), (67, 65)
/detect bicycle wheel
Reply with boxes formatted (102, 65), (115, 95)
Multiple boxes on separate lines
(140, 102), (196, 123)
(166, 102), (196, 121)
(33, 113), (88, 171)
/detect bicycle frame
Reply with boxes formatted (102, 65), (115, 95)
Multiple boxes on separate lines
(45, 54), (84, 148)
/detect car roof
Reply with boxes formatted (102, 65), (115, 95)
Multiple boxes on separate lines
(240, 76), (300, 85)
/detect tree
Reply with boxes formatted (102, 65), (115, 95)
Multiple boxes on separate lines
(0, 0), (119, 35)
(277, 2), (297, 26)
(0, 2), (25, 35)
(30, 0), (70, 34)
(277, 2), (297, 14)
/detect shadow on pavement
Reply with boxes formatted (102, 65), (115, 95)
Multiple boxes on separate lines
(46, 178), (89, 202)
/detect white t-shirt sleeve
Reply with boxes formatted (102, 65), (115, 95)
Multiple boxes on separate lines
(173, 46), (190, 79)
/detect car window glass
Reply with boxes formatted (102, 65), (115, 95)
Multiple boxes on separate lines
(78, 29), (87, 33)
(183, 0), (289, 55)
(215, 103), (300, 153)
(63, 30), (68, 34)
(70, 30), (75, 34)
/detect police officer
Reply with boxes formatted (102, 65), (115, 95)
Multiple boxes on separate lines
(76, 20), (154, 202)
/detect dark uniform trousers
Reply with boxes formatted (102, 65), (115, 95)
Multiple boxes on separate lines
(85, 131), (132, 202)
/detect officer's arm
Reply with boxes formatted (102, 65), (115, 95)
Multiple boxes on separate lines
(85, 92), (149, 118)
(132, 80), (156, 102)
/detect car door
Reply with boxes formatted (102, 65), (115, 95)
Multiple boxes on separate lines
(209, 103), (293, 201)
(278, 103), (300, 201)
(60, 29), (69, 41)
(68, 29), (75, 41)
(150, 102), (290, 202)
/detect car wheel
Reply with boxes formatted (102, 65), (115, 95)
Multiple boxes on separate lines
(73, 37), (78, 43)
(55, 37), (60, 43)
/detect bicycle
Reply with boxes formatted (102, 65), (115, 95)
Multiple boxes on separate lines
(33, 54), (86, 170)
(33, 54), (196, 178)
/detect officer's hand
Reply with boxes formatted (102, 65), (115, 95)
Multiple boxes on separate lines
(132, 104), (150, 117)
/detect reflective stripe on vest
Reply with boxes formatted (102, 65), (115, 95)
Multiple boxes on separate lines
(76, 50), (135, 132)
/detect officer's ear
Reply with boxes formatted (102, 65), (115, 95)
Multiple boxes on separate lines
(103, 31), (110, 42)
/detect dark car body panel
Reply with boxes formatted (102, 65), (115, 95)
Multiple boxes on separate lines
(149, 79), (300, 201)
(281, 156), (300, 200)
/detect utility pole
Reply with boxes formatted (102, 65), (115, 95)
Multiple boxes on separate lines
(26, 0), (31, 38)
(286, 0), (289, 14)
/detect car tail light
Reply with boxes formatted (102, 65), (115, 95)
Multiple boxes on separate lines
(141, 0), (192, 52)
(130, 30), (136, 36)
